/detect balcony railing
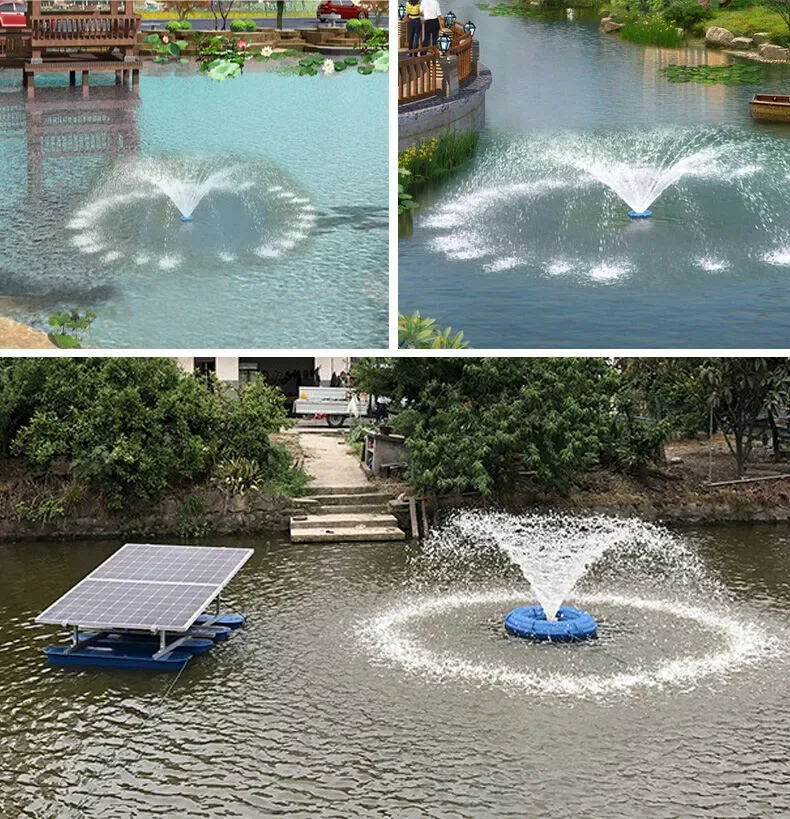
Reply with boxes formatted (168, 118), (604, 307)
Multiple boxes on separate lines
(398, 22), (473, 105)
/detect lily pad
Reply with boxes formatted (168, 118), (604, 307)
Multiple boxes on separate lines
(660, 63), (764, 86)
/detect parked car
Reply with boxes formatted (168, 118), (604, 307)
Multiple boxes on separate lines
(0, 1), (26, 28)
(317, 0), (368, 21)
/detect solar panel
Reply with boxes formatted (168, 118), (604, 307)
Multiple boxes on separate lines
(88, 543), (252, 586)
(36, 543), (253, 632)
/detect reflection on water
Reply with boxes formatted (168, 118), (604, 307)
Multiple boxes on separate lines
(1, 525), (789, 817)
(399, 2), (790, 347)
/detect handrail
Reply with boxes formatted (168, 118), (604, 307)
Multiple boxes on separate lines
(398, 22), (474, 104)
(30, 13), (139, 45)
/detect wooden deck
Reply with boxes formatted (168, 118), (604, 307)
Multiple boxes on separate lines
(23, 54), (141, 98)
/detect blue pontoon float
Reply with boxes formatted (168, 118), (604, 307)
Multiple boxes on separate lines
(36, 543), (253, 672)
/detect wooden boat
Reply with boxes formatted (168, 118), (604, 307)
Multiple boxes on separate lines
(750, 94), (790, 123)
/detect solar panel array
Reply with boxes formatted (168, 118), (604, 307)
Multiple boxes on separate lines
(36, 543), (254, 632)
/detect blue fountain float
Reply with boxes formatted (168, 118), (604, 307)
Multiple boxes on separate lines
(505, 604), (598, 642)
(627, 210), (652, 219)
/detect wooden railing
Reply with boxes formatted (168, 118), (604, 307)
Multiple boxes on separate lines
(450, 27), (473, 85)
(30, 13), (140, 47)
(399, 49), (439, 103)
(398, 22), (474, 105)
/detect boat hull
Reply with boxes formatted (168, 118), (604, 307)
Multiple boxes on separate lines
(750, 97), (790, 123)
(44, 645), (192, 671)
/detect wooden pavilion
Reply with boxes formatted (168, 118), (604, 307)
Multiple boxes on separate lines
(0, 0), (142, 98)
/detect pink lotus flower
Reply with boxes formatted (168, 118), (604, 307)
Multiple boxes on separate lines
(162, 35), (169, 43)
(238, 40), (248, 49)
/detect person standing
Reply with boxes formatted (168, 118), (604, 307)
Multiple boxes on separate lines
(405, 0), (422, 51)
(421, 0), (442, 48)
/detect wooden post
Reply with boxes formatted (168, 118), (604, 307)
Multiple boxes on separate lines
(420, 497), (429, 536)
(115, 70), (122, 85)
(82, 69), (89, 98)
(26, 72), (34, 100)
(408, 497), (419, 539)
(69, 70), (76, 86)
(132, 68), (139, 89)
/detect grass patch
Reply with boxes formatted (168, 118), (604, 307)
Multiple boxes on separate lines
(399, 131), (480, 191)
(621, 17), (685, 47)
(709, 7), (790, 46)
(661, 62), (764, 84)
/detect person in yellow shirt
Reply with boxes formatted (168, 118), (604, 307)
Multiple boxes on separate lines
(405, 0), (422, 52)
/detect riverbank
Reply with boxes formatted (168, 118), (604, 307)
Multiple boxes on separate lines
(0, 317), (53, 349)
(431, 436), (790, 525)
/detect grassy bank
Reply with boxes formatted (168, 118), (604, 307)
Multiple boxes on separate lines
(708, 7), (790, 46)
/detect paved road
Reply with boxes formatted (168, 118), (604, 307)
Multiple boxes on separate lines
(140, 16), (388, 31)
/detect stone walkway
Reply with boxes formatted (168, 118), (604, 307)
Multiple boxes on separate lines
(298, 432), (369, 490)
(290, 432), (405, 543)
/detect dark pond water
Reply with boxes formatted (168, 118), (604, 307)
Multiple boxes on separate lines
(399, 3), (790, 347)
(1, 523), (789, 817)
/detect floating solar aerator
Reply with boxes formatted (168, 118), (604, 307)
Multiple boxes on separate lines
(504, 604), (597, 642)
(36, 543), (253, 671)
(180, 215), (194, 222)
(628, 210), (652, 219)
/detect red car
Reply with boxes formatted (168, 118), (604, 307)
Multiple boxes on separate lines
(317, 0), (369, 21)
(0, 1), (26, 28)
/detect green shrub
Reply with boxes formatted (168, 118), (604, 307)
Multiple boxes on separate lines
(213, 457), (264, 495)
(3, 360), (300, 511)
(230, 19), (257, 32)
(662, 0), (712, 30)
(165, 19), (192, 34)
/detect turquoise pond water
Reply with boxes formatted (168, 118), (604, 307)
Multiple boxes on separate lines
(399, 4), (790, 348)
(0, 63), (387, 348)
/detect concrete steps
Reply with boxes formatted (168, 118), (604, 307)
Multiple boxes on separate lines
(313, 492), (392, 506)
(289, 489), (405, 543)
(291, 525), (405, 543)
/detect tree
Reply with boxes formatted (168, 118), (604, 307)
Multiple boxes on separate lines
(276, 1), (284, 30)
(353, 358), (617, 495)
(163, 2), (198, 21)
(609, 358), (707, 476)
(210, 1), (234, 30)
(701, 358), (790, 478)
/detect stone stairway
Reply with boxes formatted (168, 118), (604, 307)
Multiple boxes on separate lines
(291, 486), (405, 543)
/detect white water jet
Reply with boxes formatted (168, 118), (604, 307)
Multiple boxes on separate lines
(134, 162), (244, 220)
(422, 510), (707, 621)
(580, 147), (723, 216)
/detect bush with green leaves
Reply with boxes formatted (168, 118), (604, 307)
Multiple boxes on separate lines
(353, 358), (619, 496)
(165, 19), (192, 34)
(1, 359), (301, 511)
(662, 0), (712, 30)
(398, 311), (468, 349)
(230, 19), (257, 32)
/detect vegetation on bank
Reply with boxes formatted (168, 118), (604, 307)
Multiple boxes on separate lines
(477, 0), (790, 46)
(398, 312), (469, 349)
(352, 358), (790, 498)
(399, 131), (480, 196)
(0, 359), (307, 523)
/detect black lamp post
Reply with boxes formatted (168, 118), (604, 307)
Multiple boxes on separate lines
(437, 30), (452, 55)
(463, 20), (476, 37)
(444, 10), (456, 28)
(398, 4), (406, 20)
